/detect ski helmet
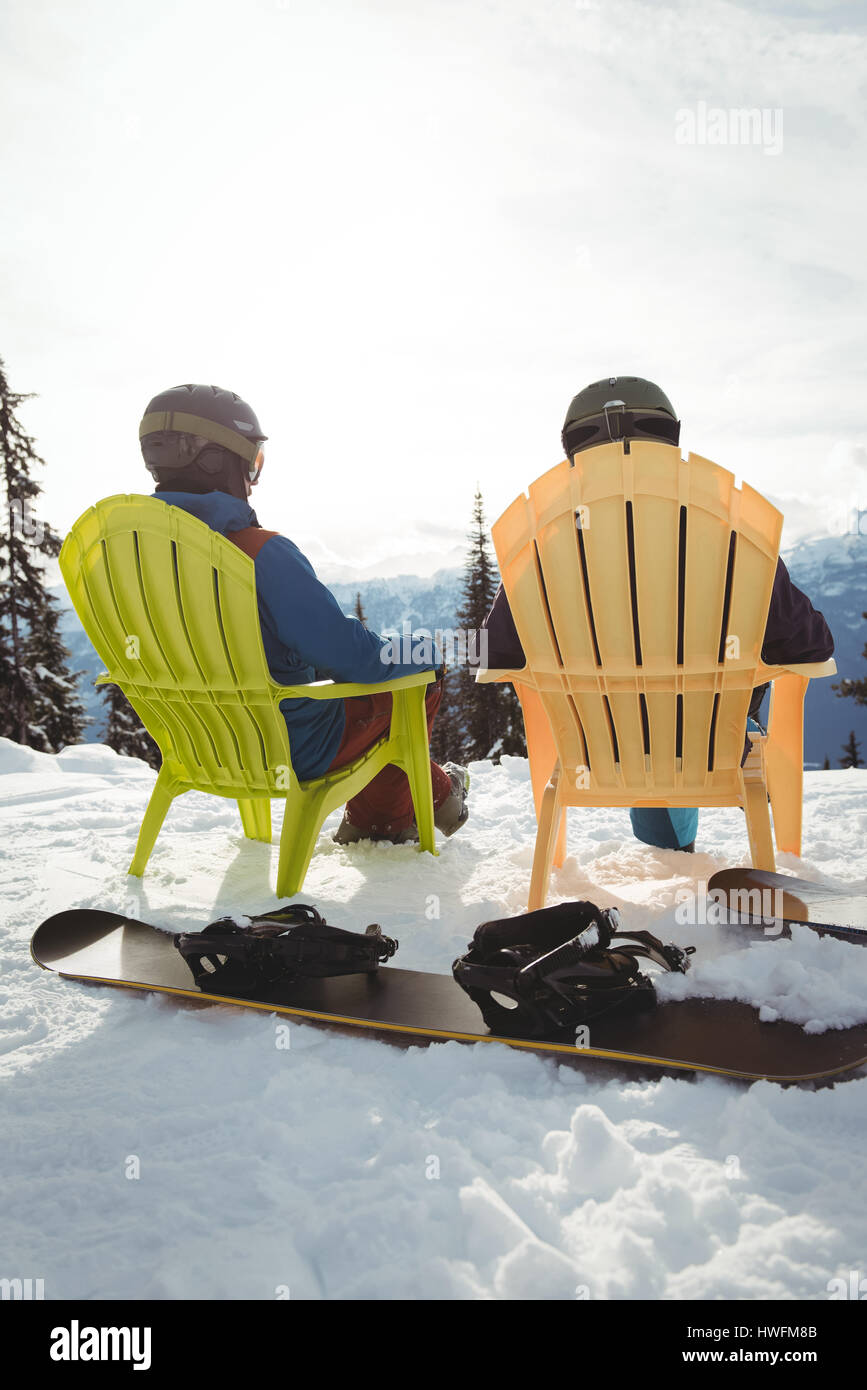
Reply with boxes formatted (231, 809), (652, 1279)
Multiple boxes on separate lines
(139, 383), (267, 485)
(562, 376), (680, 458)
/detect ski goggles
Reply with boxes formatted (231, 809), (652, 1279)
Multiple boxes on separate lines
(248, 441), (265, 484)
(563, 403), (681, 458)
(140, 409), (266, 482)
(141, 431), (265, 483)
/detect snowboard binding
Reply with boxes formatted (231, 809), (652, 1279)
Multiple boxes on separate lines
(174, 904), (398, 998)
(453, 901), (694, 1040)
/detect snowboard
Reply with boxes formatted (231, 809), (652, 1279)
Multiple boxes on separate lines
(30, 909), (867, 1082)
(708, 869), (867, 945)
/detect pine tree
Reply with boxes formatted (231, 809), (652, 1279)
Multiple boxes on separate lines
(446, 488), (526, 763)
(101, 683), (161, 769)
(429, 667), (465, 765)
(22, 588), (88, 753)
(833, 612), (867, 707)
(840, 730), (864, 769)
(353, 591), (368, 627)
(0, 357), (86, 750)
(822, 755), (831, 770)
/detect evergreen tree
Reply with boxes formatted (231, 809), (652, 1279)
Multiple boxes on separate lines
(353, 591), (368, 627)
(0, 357), (86, 750)
(446, 488), (526, 763)
(429, 667), (465, 765)
(833, 611), (867, 707)
(101, 683), (161, 769)
(822, 755), (830, 770)
(22, 588), (88, 753)
(840, 730), (864, 769)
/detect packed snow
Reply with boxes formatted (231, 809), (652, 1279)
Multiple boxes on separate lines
(657, 927), (867, 1032)
(1, 737), (866, 1300)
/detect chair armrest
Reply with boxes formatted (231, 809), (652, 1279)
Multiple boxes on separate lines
(757, 658), (837, 682)
(785, 658), (836, 678)
(272, 670), (436, 701)
(475, 667), (528, 685)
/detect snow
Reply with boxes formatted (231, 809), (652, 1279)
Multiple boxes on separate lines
(32, 664), (73, 689)
(1, 738), (866, 1299)
(658, 928), (867, 1031)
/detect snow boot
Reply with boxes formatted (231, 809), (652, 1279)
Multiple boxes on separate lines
(434, 763), (470, 837)
(332, 815), (419, 846)
(332, 764), (469, 846)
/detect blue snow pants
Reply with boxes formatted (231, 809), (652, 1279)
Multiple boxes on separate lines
(629, 717), (764, 851)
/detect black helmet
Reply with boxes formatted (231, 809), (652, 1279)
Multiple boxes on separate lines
(139, 383), (267, 485)
(562, 376), (680, 458)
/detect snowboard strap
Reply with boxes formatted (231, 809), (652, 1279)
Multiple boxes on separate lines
(174, 904), (398, 998)
(453, 901), (694, 1040)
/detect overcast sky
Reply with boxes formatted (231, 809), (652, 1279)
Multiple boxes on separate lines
(2, 0), (865, 578)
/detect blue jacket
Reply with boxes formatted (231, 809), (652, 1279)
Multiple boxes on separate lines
(154, 491), (437, 779)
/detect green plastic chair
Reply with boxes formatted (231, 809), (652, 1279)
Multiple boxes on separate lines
(59, 495), (437, 896)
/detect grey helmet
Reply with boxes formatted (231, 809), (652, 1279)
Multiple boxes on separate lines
(140, 383), (267, 483)
(562, 376), (679, 458)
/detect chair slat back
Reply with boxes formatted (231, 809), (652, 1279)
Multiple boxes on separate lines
(491, 443), (782, 800)
(59, 495), (293, 793)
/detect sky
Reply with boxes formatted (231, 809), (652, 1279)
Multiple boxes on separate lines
(1, 0), (865, 579)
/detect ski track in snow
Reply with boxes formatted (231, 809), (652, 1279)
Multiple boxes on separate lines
(1, 738), (866, 1300)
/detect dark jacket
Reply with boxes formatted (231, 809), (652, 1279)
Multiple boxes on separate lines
(482, 558), (834, 746)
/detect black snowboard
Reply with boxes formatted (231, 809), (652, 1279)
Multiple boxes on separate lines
(708, 869), (867, 945)
(30, 909), (867, 1082)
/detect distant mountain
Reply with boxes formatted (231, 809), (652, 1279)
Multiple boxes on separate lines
(781, 533), (867, 768)
(51, 531), (867, 769)
(329, 569), (463, 638)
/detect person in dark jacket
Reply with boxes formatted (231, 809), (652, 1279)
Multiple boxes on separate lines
(482, 376), (834, 853)
(138, 383), (469, 843)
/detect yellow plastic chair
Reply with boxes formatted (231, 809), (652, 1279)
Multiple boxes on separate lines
(478, 443), (835, 909)
(59, 495), (437, 896)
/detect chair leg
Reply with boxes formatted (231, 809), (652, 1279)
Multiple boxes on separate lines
(528, 769), (563, 911)
(518, 682), (566, 868)
(129, 766), (180, 877)
(517, 684), (558, 823)
(275, 790), (329, 899)
(765, 672), (808, 856)
(237, 798), (272, 843)
(741, 768), (776, 873)
(399, 687), (437, 856)
(552, 808), (568, 869)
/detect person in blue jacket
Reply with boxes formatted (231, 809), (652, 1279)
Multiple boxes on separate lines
(138, 383), (469, 843)
(482, 376), (834, 854)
